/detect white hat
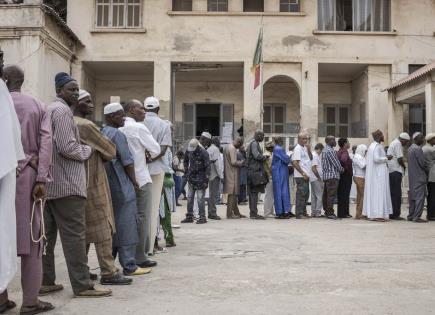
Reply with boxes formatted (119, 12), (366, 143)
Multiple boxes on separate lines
(78, 89), (90, 101)
(104, 102), (124, 115)
(399, 132), (410, 141)
(201, 131), (212, 139)
(425, 133), (435, 142)
(144, 96), (160, 109)
(187, 139), (199, 152)
(412, 132), (422, 140)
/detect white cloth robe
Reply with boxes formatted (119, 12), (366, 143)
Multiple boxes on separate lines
(363, 142), (392, 219)
(0, 79), (25, 293)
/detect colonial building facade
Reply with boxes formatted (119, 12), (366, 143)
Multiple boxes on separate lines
(1, 0), (434, 147)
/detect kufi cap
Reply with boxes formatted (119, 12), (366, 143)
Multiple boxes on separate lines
(399, 132), (410, 141)
(144, 96), (160, 109)
(187, 139), (199, 152)
(425, 133), (435, 142)
(55, 72), (75, 89)
(104, 102), (124, 115)
(78, 89), (90, 101)
(413, 132), (422, 140)
(201, 131), (212, 139)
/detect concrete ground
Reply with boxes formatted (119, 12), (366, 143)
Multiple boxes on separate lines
(6, 202), (435, 315)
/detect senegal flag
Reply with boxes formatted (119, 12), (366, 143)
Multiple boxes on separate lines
(252, 28), (263, 89)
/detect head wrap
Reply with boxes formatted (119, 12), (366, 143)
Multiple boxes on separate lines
(201, 131), (212, 139)
(187, 139), (199, 152)
(425, 133), (435, 142)
(55, 72), (75, 90)
(355, 144), (367, 157)
(144, 96), (160, 109)
(78, 89), (90, 101)
(104, 102), (124, 115)
(399, 132), (410, 141)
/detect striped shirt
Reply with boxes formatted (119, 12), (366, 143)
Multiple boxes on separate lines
(46, 98), (92, 200)
(321, 145), (343, 181)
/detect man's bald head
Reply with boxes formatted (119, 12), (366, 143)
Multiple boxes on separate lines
(3, 65), (24, 92)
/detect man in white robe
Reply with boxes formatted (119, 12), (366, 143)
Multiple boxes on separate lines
(363, 130), (393, 221)
(0, 49), (25, 312)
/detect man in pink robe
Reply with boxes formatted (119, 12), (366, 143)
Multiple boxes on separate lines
(3, 65), (55, 314)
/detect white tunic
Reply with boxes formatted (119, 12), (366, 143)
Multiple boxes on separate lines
(363, 142), (392, 219)
(0, 79), (25, 293)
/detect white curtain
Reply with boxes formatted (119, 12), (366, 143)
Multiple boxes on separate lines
(353, 0), (372, 31)
(318, 0), (335, 31)
(372, 0), (390, 31)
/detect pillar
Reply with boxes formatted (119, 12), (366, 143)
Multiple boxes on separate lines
(300, 60), (319, 140)
(367, 65), (391, 136)
(387, 91), (404, 143)
(243, 60), (262, 142)
(154, 59), (171, 120)
(426, 81), (435, 133)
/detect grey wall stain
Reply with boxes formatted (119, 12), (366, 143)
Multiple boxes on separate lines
(174, 35), (192, 52)
(282, 35), (329, 50)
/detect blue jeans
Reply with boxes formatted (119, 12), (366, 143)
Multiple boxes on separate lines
(174, 175), (182, 201)
(186, 184), (206, 219)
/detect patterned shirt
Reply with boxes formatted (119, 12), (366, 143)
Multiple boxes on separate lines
(321, 145), (343, 181)
(46, 98), (92, 199)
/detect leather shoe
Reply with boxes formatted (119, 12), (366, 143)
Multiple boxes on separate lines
(250, 215), (265, 220)
(427, 217), (435, 221)
(138, 260), (157, 268)
(326, 214), (339, 220)
(196, 218), (207, 224)
(100, 273), (132, 286)
(413, 218), (428, 223)
(208, 215), (221, 220)
(181, 217), (194, 223)
(90, 272), (98, 281)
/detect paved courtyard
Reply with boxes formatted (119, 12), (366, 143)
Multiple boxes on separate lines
(6, 202), (435, 315)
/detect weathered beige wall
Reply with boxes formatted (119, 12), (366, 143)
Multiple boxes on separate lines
(318, 83), (352, 123)
(367, 65), (391, 135)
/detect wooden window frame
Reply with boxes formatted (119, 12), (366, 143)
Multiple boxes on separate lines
(324, 104), (350, 138)
(95, 0), (142, 29)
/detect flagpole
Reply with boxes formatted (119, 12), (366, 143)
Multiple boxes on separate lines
(259, 15), (264, 131)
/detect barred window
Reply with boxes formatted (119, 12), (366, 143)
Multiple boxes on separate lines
(96, 0), (141, 28)
(280, 0), (300, 12)
(208, 0), (228, 12)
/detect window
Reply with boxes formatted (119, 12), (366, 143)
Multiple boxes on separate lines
(172, 0), (192, 11)
(263, 104), (285, 134)
(243, 0), (264, 12)
(96, 0), (141, 28)
(208, 0), (228, 12)
(318, 0), (390, 31)
(324, 104), (349, 137)
(408, 64), (425, 74)
(280, 0), (300, 12)
(409, 104), (426, 137)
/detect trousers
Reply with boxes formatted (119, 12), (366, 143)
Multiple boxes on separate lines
(408, 186), (427, 221)
(337, 172), (352, 218)
(161, 193), (175, 245)
(353, 177), (365, 219)
(310, 180), (323, 216)
(295, 177), (309, 217)
(186, 184), (206, 219)
(86, 239), (118, 277)
(426, 182), (435, 219)
(227, 194), (242, 218)
(389, 171), (403, 218)
(135, 183), (152, 264)
(263, 180), (274, 217)
(323, 179), (338, 216)
(149, 173), (164, 255)
(208, 177), (220, 216)
(42, 196), (93, 295)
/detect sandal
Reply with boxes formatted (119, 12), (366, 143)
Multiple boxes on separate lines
(20, 300), (54, 315)
(0, 300), (16, 314)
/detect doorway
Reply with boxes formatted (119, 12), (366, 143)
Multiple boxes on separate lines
(196, 103), (220, 137)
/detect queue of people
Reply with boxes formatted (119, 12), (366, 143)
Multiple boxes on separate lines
(0, 58), (179, 313)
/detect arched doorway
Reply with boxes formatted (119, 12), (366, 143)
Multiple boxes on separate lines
(263, 75), (301, 147)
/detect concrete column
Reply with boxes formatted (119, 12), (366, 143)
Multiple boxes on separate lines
(387, 91), (404, 143)
(426, 81), (435, 133)
(243, 61), (262, 142)
(300, 60), (319, 140)
(192, 0), (207, 11)
(265, 0), (279, 12)
(154, 59), (171, 120)
(229, 0), (243, 12)
(367, 65), (391, 136)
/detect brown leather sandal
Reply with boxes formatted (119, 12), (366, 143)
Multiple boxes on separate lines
(20, 300), (54, 315)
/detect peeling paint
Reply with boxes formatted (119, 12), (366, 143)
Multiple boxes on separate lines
(282, 36), (328, 50)
(174, 35), (192, 52)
